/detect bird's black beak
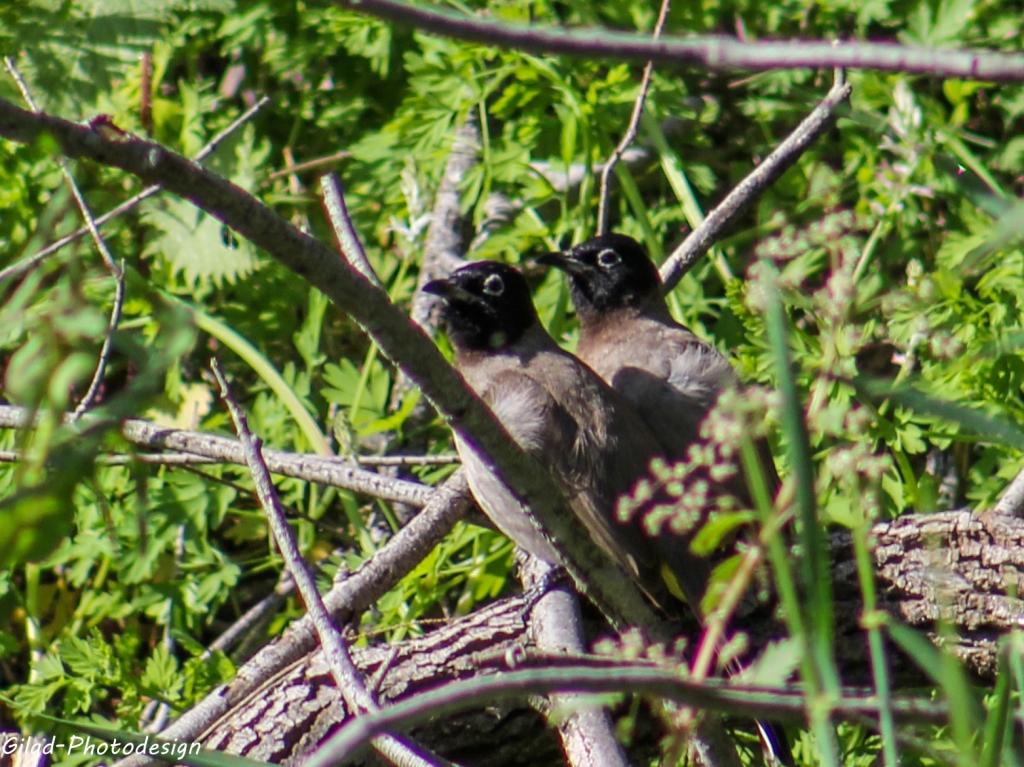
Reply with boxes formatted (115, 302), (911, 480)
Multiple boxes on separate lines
(536, 251), (592, 276)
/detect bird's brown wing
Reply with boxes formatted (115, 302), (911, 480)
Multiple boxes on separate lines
(480, 363), (672, 602)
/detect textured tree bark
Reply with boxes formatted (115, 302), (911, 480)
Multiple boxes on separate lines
(195, 510), (1024, 767)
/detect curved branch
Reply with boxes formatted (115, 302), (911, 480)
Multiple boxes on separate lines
(340, 0), (1024, 82)
(0, 96), (660, 636)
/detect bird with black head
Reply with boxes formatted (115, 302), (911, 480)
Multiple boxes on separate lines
(423, 260), (710, 610)
(539, 233), (780, 505)
(541, 234), (791, 767)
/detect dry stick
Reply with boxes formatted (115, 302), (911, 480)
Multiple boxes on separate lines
(2, 446), (458, 468)
(266, 150), (351, 180)
(112, 469), (472, 767)
(340, 0), (1024, 82)
(595, 0), (672, 236)
(74, 260), (127, 417)
(321, 173), (384, 288)
(4, 57), (128, 418)
(356, 454), (460, 466)
(993, 463), (1024, 518)
(660, 70), (851, 291)
(520, 555), (631, 767)
(202, 569), (295, 661)
(211, 359), (447, 767)
(0, 96), (271, 285)
(0, 404), (434, 506)
(409, 114), (478, 332)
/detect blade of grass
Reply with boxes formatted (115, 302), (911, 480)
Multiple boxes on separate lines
(851, 526), (899, 767)
(979, 645), (1012, 767)
(739, 435), (802, 641)
(887, 619), (984, 759)
(642, 111), (734, 282)
(762, 275), (841, 765)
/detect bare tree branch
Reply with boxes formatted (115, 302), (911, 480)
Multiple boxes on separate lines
(520, 555), (631, 767)
(339, 0), (1024, 82)
(321, 173), (384, 289)
(659, 70), (851, 291)
(595, 0), (671, 236)
(202, 569), (295, 661)
(410, 114), (478, 333)
(0, 404), (434, 507)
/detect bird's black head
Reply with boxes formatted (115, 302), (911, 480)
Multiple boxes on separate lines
(423, 261), (538, 353)
(538, 234), (661, 320)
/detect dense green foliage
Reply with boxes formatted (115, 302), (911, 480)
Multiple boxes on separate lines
(2, 0), (1024, 764)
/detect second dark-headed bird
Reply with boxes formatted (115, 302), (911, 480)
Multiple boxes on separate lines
(423, 260), (709, 609)
(542, 234), (791, 767)
(539, 233), (779, 503)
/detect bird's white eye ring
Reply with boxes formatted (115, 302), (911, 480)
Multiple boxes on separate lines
(482, 274), (505, 296)
(596, 248), (621, 268)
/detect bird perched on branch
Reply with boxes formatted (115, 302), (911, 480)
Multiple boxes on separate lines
(539, 233), (779, 505)
(541, 233), (791, 767)
(423, 260), (709, 610)
(426, 258), (791, 767)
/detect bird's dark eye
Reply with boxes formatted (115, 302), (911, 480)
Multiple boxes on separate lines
(482, 274), (505, 296)
(596, 248), (621, 268)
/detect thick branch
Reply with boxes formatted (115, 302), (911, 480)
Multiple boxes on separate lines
(0, 95), (665, 633)
(188, 510), (1024, 767)
(520, 555), (630, 767)
(341, 0), (1024, 82)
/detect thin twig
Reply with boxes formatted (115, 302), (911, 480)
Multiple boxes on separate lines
(73, 259), (127, 418)
(4, 57), (120, 275)
(596, 0), (671, 236)
(0, 96), (271, 285)
(0, 404), (435, 506)
(266, 150), (351, 180)
(660, 70), (851, 291)
(212, 359), (447, 767)
(340, 0), (1024, 82)
(4, 57), (129, 418)
(203, 569), (295, 660)
(320, 173), (384, 287)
